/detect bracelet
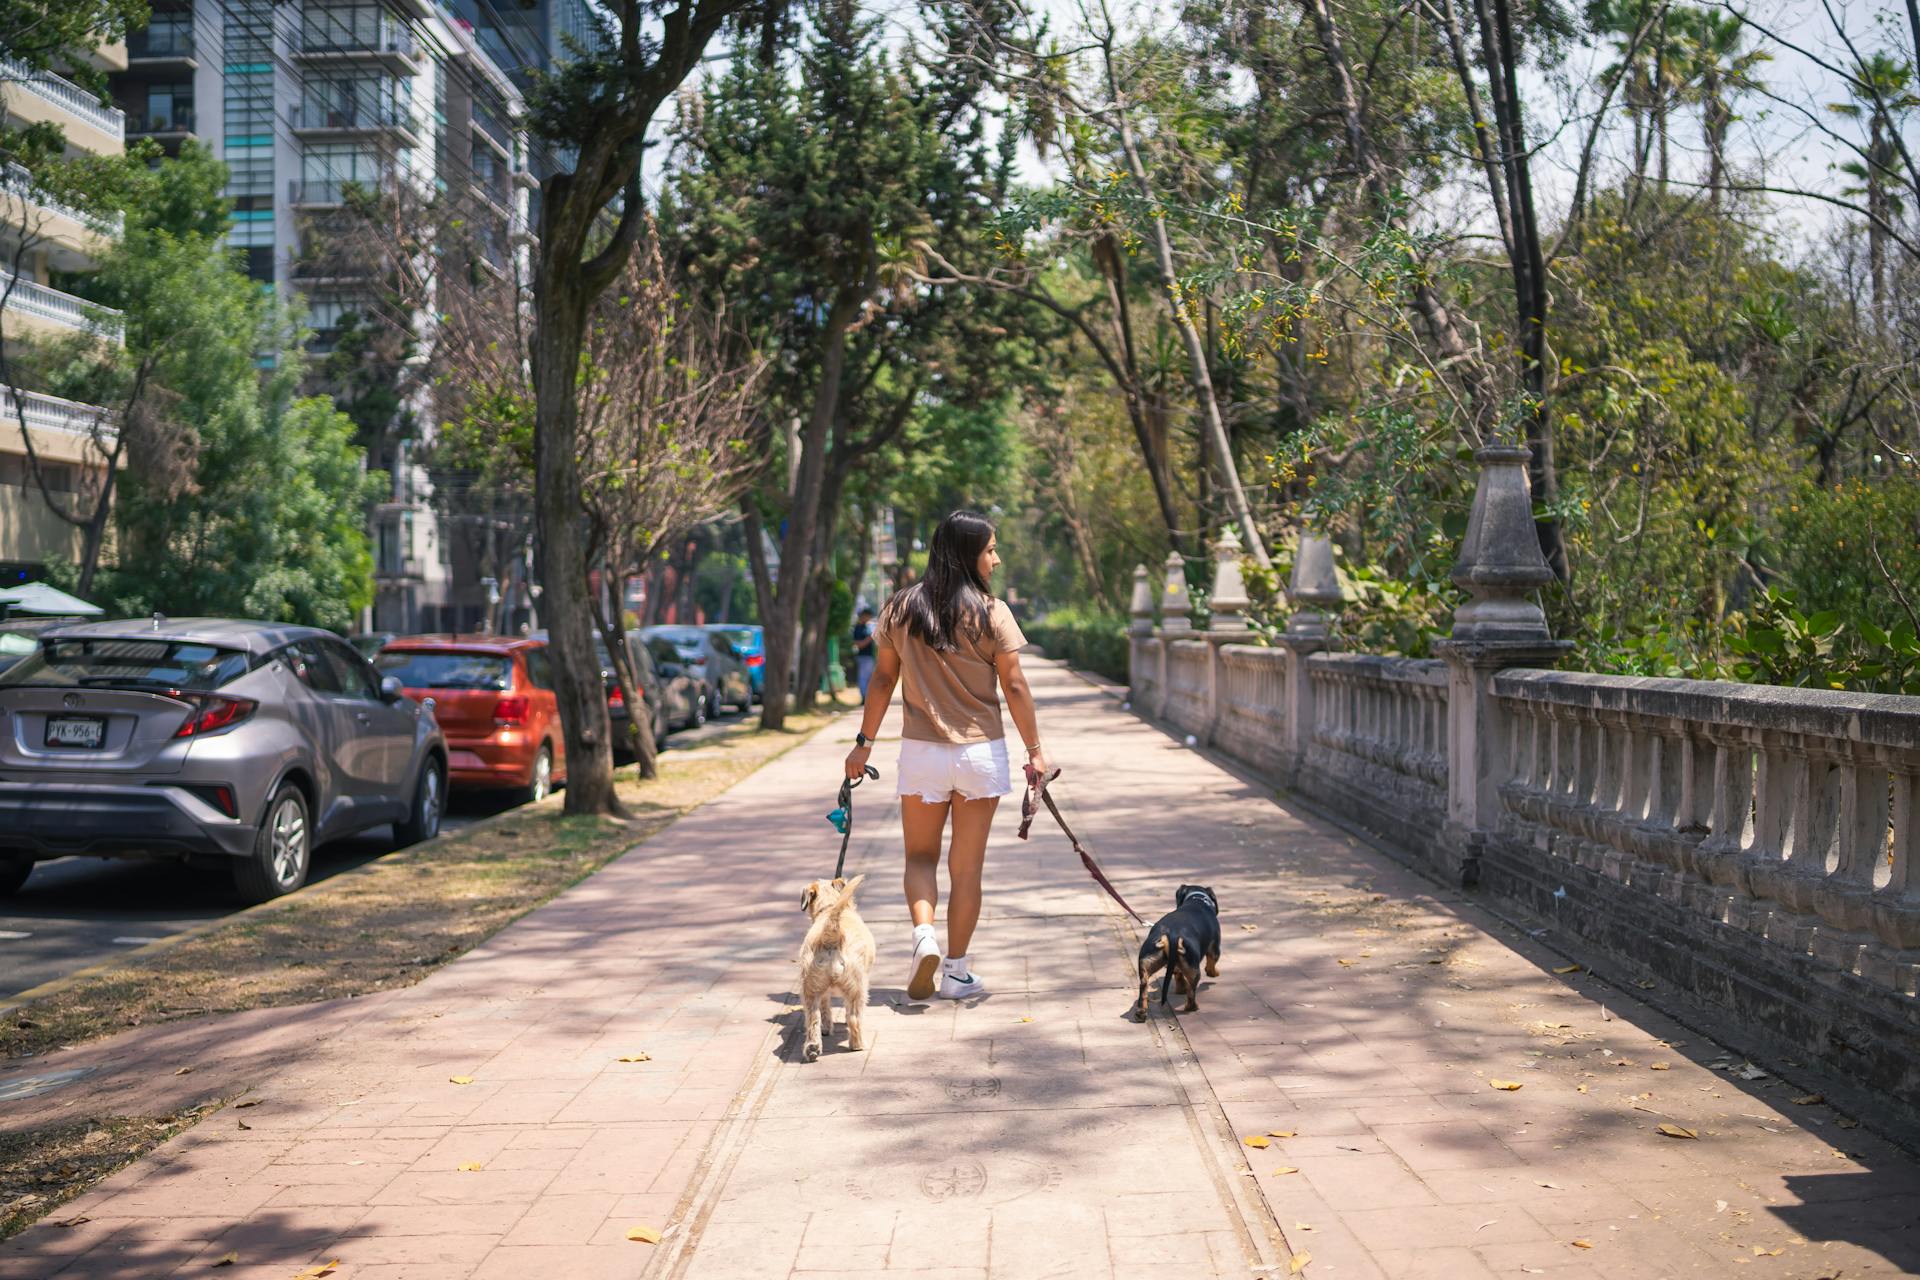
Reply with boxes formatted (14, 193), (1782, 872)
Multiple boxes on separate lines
(1025, 742), (1043, 756)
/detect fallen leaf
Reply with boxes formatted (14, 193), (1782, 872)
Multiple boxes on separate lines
(1268, 1130), (1297, 1138)
(457, 1162), (483, 1172)
(233, 1099), (261, 1109)
(236, 1119), (251, 1131)
(1650, 1062), (1671, 1071)
(1576, 1084), (1590, 1093)
(616, 1054), (652, 1063)
(1241, 923), (1259, 932)
(173, 1066), (194, 1076)
(1292, 1222), (1314, 1232)
(1337, 958), (1357, 967)
(1243, 1135), (1272, 1149)
(1716, 1200), (1729, 1213)
(293, 1262), (340, 1279)
(1736, 1064), (1769, 1081)
(212, 1252), (238, 1267)
(1837, 1118), (1859, 1129)
(1427, 957), (1444, 965)
(1536, 1180), (1562, 1189)
(449, 1076), (475, 1085)
(1791, 1094), (1824, 1106)
(1752, 1245), (1784, 1257)
(54, 1216), (89, 1228)
(1017, 1016), (1034, 1024)
(1289, 1251), (1312, 1274)
(1553, 965), (1583, 975)
(1656, 1123), (1698, 1139)
(627, 1225), (662, 1244)
(1489, 1080), (1525, 1091)
(1571, 1239), (1594, 1249)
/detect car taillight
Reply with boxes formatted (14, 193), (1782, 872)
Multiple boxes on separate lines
(606, 685), (624, 707)
(493, 695), (529, 726)
(744, 654), (764, 667)
(173, 694), (258, 738)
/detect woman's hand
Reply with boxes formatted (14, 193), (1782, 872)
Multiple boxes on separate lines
(845, 742), (873, 781)
(1026, 746), (1054, 782)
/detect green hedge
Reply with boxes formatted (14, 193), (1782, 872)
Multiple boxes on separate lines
(1024, 609), (1130, 683)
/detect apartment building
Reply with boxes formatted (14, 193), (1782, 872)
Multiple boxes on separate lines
(0, 41), (128, 587)
(109, 0), (538, 632)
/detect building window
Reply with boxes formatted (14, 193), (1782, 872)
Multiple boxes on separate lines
(145, 83), (193, 131)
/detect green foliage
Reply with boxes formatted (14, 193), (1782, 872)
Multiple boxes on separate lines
(1025, 606), (1130, 683)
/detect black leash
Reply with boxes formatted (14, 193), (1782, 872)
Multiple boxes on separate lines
(1017, 765), (1145, 923)
(830, 765), (880, 880)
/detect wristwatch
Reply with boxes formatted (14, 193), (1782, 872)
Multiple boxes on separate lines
(855, 732), (872, 748)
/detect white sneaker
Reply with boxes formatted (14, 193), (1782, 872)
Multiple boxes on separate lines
(906, 931), (942, 1003)
(938, 965), (985, 1000)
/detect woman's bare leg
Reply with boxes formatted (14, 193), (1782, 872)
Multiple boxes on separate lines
(945, 795), (1000, 960)
(901, 795), (951, 927)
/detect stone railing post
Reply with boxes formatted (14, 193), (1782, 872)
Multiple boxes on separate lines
(1435, 445), (1570, 886)
(1205, 528), (1255, 744)
(1127, 563), (1154, 701)
(1275, 532), (1342, 786)
(1153, 550), (1189, 717)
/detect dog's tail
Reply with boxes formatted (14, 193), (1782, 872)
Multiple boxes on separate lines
(813, 874), (866, 944)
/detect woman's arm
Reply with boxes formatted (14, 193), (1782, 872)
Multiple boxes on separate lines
(994, 648), (1050, 778)
(844, 642), (902, 779)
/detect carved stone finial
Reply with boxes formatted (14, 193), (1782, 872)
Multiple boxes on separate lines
(1128, 564), (1155, 636)
(1449, 445), (1555, 644)
(1284, 533), (1342, 641)
(1209, 527), (1251, 631)
(1161, 550), (1192, 634)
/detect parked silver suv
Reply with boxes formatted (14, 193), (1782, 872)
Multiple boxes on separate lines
(0, 618), (447, 903)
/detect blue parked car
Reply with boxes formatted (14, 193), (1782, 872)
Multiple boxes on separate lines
(705, 624), (764, 703)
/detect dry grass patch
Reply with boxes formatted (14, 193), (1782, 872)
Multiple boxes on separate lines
(1, 709), (841, 1063)
(0, 1102), (221, 1239)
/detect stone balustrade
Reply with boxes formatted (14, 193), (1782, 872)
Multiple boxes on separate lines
(1491, 670), (1920, 997)
(1108, 445), (1920, 1137)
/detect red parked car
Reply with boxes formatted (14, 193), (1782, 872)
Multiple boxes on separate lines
(374, 636), (566, 803)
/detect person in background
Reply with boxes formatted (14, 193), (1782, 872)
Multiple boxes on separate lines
(852, 605), (877, 700)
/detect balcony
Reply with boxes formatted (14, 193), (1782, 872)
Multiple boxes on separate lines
(0, 58), (126, 153)
(126, 27), (197, 71)
(0, 271), (123, 344)
(2, 162), (123, 246)
(297, 7), (422, 72)
(292, 100), (420, 146)
(0, 386), (117, 465)
(127, 107), (196, 141)
(470, 98), (512, 160)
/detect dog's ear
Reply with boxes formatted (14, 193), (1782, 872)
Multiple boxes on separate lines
(1175, 884), (1194, 905)
(840, 873), (866, 899)
(800, 883), (819, 913)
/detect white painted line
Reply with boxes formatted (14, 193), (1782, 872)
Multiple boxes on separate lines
(111, 935), (169, 945)
(0, 930), (30, 940)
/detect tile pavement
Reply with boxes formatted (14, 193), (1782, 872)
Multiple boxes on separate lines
(2, 658), (1919, 1278)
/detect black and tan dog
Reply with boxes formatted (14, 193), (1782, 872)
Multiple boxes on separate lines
(1131, 884), (1221, 1020)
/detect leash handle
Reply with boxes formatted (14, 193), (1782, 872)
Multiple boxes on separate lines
(832, 765), (880, 881)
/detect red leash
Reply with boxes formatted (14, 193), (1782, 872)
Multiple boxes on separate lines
(1017, 765), (1145, 924)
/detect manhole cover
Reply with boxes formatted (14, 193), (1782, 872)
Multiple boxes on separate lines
(0, 1066), (95, 1103)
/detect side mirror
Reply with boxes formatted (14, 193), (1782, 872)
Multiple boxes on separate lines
(379, 675), (405, 702)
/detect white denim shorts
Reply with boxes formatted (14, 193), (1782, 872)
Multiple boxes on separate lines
(897, 738), (1013, 803)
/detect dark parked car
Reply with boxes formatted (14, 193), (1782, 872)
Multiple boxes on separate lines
(639, 634), (710, 729)
(528, 630), (704, 757)
(376, 636), (566, 803)
(704, 624), (764, 704)
(0, 619), (447, 902)
(643, 624), (746, 716)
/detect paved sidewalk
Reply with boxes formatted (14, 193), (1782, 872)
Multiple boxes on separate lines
(4, 658), (1920, 1279)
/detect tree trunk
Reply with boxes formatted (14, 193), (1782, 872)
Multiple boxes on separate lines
(759, 288), (860, 731)
(1107, 90), (1271, 570)
(592, 565), (659, 780)
(533, 260), (622, 817)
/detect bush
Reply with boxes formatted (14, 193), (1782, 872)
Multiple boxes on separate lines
(1025, 606), (1131, 683)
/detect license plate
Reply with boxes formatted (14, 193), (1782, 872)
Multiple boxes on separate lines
(44, 715), (106, 749)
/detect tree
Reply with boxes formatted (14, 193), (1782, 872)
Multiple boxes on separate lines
(523, 0), (759, 816)
(1828, 52), (1916, 322)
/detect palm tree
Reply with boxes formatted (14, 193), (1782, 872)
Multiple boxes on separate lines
(1590, 0), (1663, 195)
(1675, 8), (1769, 211)
(1828, 52), (1918, 321)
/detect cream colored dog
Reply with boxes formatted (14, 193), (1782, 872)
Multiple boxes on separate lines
(797, 874), (875, 1062)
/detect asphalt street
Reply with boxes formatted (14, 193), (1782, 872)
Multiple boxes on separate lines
(0, 712), (744, 1002)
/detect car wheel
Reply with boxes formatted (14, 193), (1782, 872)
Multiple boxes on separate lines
(0, 854), (32, 896)
(233, 783), (310, 904)
(520, 745), (553, 805)
(707, 686), (722, 719)
(393, 757), (445, 847)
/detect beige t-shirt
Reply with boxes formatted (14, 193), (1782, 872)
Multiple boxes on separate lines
(873, 593), (1027, 744)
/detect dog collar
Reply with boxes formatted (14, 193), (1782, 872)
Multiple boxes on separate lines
(1182, 891), (1217, 912)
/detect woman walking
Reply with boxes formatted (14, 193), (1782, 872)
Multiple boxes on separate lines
(843, 511), (1050, 1002)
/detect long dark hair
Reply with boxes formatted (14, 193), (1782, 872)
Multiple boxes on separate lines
(890, 511), (994, 652)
